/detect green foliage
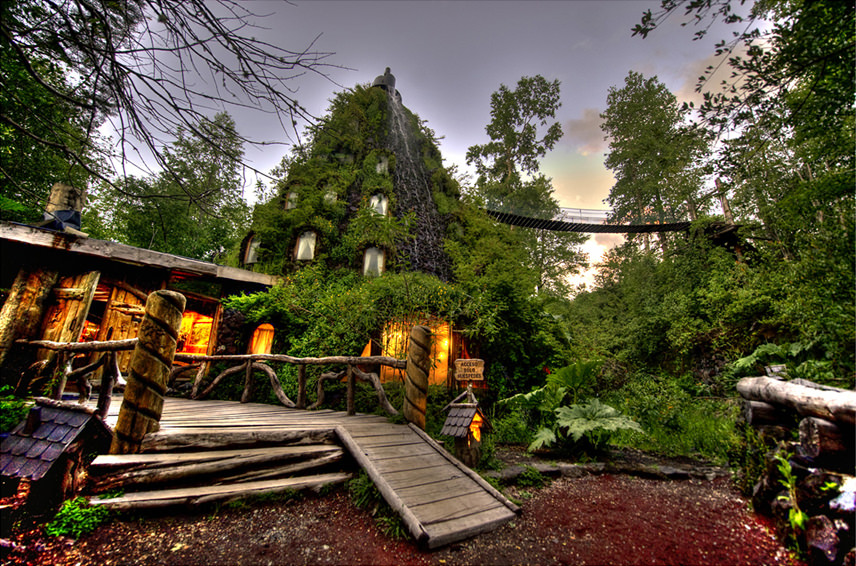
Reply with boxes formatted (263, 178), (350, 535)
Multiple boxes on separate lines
(45, 497), (111, 539)
(85, 112), (250, 263)
(0, 387), (29, 432)
(499, 360), (639, 454)
(516, 465), (549, 489)
(347, 471), (407, 540)
(605, 374), (740, 463)
(775, 451), (808, 547)
(554, 399), (643, 450)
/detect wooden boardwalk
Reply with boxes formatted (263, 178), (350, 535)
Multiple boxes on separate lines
(95, 395), (519, 549)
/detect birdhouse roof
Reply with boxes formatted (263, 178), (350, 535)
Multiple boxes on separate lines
(1, 398), (111, 482)
(440, 403), (491, 438)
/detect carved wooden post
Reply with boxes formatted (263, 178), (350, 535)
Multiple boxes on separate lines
(296, 364), (307, 409)
(403, 325), (431, 430)
(111, 290), (185, 454)
(241, 360), (255, 403)
(346, 365), (356, 416)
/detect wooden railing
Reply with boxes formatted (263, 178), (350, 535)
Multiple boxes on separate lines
(15, 337), (405, 418)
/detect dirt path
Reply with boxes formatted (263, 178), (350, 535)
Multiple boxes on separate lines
(5, 471), (802, 566)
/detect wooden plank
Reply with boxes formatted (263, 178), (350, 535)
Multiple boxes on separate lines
(92, 446), (345, 490)
(141, 427), (337, 452)
(364, 443), (438, 460)
(91, 445), (339, 470)
(88, 472), (351, 510)
(393, 476), (478, 502)
(423, 506), (518, 549)
(418, 497), (507, 526)
(371, 453), (448, 473)
(217, 451), (345, 484)
(397, 483), (484, 507)
(335, 426), (429, 545)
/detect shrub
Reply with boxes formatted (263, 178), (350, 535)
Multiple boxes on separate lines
(45, 497), (111, 539)
(0, 387), (29, 433)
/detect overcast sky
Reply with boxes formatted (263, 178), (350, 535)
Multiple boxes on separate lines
(220, 0), (744, 282)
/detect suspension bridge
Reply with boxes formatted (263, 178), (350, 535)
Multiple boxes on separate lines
(484, 207), (693, 233)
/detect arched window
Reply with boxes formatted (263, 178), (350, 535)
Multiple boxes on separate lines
(249, 323), (274, 355)
(285, 191), (298, 210)
(363, 247), (385, 276)
(295, 231), (317, 261)
(244, 235), (260, 265)
(369, 194), (388, 216)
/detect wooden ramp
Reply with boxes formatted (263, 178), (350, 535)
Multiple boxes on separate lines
(93, 396), (519, 549)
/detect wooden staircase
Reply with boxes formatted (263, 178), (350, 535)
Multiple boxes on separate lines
(89, 396), (519, 548)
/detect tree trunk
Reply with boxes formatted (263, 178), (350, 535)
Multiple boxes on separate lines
(736, 377), (856, 427)
(799, 417), (853, 467)
(0, 267), (59, 389)
(111, 291), (186, 454)
(742, 400), (791, 427)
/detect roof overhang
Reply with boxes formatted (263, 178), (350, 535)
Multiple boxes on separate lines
(0, 221), (280, 287)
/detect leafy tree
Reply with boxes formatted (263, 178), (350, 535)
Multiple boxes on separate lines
(600, 71), (709, 252)
(85, 112), (250, 262)
(0, 42), (102, 222)
(466, 76), (587, 296)
(1, 0), (335, 196)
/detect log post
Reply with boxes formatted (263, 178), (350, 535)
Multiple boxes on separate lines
(111, 291), (185, 454)
(0, 267), (59, 389)
(297, 364), (306, 409)
(96, 352), (119, 418)
(403, 325), (431, 430)
(799, 416), (853, 467)
(241, 360), (255, 403)
(346, 365), (355, 416)
(50, 352), (72, 400)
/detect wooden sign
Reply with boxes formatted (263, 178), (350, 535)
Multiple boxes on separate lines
(454, 359), (484, 381)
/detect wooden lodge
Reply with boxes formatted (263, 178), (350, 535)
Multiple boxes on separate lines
(0, 221), (279, 390)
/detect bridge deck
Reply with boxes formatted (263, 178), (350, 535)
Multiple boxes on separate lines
(97, 396), (518, 549)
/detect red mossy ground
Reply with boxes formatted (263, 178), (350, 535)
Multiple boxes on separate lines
(4, 472), (802, 566)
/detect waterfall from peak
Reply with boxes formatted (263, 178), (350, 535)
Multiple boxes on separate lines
(386, 90), (451, 280)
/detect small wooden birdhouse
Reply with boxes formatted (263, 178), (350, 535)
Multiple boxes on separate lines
(440, 386), (492, 468)
(0, 397), (112, 510)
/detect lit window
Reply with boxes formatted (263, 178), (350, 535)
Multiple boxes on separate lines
(177, 311), (213, 355)
(369, 194), (388, 216)
(249, 323), (274, 355)
(244, 236), (260, 264)
(363, 247), (385, 276)
(324, 187), (337, 203)
(295, 231), (317, 261)
(285, 192), (298, 209)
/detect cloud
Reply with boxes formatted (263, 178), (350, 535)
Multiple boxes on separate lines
(563, 108), (605, 155)
(675, 44), (750, 109)
(593, 233), (624, 248)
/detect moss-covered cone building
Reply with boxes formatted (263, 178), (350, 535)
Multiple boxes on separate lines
(241, 69), (459, 281)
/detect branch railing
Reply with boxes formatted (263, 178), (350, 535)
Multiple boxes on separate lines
(14, 338), (405, 418)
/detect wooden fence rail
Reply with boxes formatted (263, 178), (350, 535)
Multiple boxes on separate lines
(14, 338), (406, 418)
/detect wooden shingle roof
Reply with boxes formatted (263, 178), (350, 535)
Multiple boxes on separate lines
(1, 398), (111, 481)
(440, 403), (491, 438)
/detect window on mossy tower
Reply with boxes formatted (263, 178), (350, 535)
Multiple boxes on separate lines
(295, 231), (317, 261)
(363, 247), (385, 276)
(244, 236), (260, 265)
(369, 194), (388, 216)
(285, 192), (298, 210)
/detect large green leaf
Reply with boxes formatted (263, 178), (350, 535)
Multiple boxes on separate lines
(555, 399), (643, 443)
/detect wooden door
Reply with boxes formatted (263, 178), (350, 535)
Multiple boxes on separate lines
(38, 271), (101, 360)
(98, 284), (146, 372)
